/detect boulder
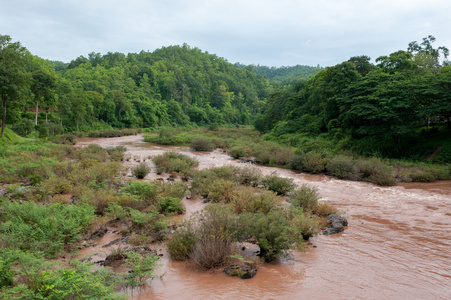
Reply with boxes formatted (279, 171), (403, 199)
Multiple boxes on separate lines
(323, 214), (348, 236)
(224, 263), (257, 279)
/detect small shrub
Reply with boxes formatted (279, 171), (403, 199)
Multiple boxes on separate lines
(230, 186), (279, 214)
(207, 179), (236, 203)
(124, 251), (160, 288)
(239, 210), (290, 262)
(262, 172), (296, 195)
(290, 184), (319, 212)
(120, 181), (158, 202)
(313, 202), (338, 217)
(131, 163), (151, 179)
(76, 144), (109, 162)
(327, 155), (355, 179)
(189, 205), (238, 270)
(12, 118), (35, 137)
(228, 145), (251, 159)
(287, 207), (321, 240)
(357, 158), (396, 186)
(300, 152), (327, 173)
(156, 197), (185, 214)
(152, 151), (199, 178)
(208, 123), (219, 131)
(190, 137), (214, 151)
(167, 228), (196, 261)
(156, 181), (187, 199)
(411, 171), (436, 182)
(236, 166), (262, 187)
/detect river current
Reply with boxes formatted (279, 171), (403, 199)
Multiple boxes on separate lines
(77, 134), (451, 300)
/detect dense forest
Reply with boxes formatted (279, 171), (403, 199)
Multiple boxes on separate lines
(255, 36), (451, 163)
(1, 34), (450, 163)
(1, 38), (275, 136)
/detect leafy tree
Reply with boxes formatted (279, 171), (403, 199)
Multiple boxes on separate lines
(0, 35), (30, 138)
(348, 55), (375, 76)
(30, 56), (58, 125)
(408, 35), (450, 73)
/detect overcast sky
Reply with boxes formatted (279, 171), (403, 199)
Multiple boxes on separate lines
(1, 0), (450, 67)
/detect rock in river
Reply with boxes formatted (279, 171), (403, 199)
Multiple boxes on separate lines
(224, 263), (257, 279)
(323, 214), (348, 236)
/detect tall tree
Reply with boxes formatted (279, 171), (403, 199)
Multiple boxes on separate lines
(407, 35), (449, 73)
(0, 35), (30, 138)
(30, 56), (57, 125)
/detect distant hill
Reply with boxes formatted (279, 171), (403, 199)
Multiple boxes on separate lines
(236, 63), (321, 82)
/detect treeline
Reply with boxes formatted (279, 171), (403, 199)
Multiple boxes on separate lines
(251, 64), (321, 82)
(255, 36), (451, 163)
(1, 37), (274, 136)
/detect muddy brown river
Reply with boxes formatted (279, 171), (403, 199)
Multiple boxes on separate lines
(77, 134), (451, 300)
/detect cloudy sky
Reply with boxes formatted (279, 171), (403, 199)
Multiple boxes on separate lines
(1, 0), (450, 67)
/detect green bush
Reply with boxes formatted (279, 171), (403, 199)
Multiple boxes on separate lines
(357, 158), (397, 186)
(156, 197), (185, 214)
(235, 165), (262, 187)
(152, 151), (199, 178)
(120, 181), (158, 202)
(230, 186), (279, 214)
(123, 251), (160, 288)
(327, 155), (355, 179)
(156, 180), (187, 199)
(0, 201), (94, 257)
(228, 145), (252, 159)
(76, 144), (109, 162)
(411, 171), (436, 182)
(12, 118), (35, 137)
(190, 137), (214, 151)
(167, 228), (196, 261)
(39, 122), (63, 138)
(289, 184), (319, 211)
(131, 163), (151, 179)
(0, 251), (125, 299)
(287, 207), (321, 240)
(239, 210), (291, 262)
(300, 151), (327, 173)
(262, 172), (296, 195)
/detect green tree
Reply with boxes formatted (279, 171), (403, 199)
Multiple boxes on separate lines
(407, 35), (449, 73)
(0, 35), (30, 138)
(30, 56), (58, 125)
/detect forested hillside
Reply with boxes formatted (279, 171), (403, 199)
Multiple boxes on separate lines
(251, 64), (321, 82)
(256, 36), (451, 163)
(1, 38), (273, 135)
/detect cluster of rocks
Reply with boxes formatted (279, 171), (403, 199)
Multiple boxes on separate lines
(323, 214), (348, 236)
(223, 263), (257, 279)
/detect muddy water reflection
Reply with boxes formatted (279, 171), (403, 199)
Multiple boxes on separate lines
(77, 135), (451, 300)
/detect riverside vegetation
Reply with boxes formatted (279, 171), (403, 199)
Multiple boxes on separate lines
(0, 128), (337, 298)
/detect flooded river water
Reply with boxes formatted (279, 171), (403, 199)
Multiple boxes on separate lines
(77, 134), (451, 300)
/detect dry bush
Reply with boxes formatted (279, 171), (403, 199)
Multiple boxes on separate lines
(235, 166), (262, 187)
(190, 137), (214, 151)
(356, 158), (396, 186)
(207, 179), (236, 202)
(228, 145), (252, 159)
(230, 186), (279, 215)
(312, 202), (338, 217)
(189, 205), (238, 270)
